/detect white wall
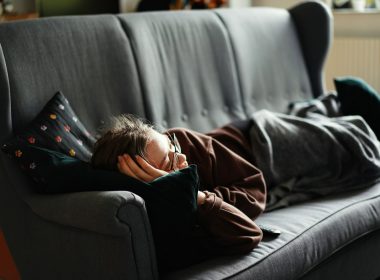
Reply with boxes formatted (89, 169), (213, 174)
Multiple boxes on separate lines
(120, 0), (140, 13)
(229, 0), (253, 7)
(325, 11), (380, 92)
(252, 0), (380, 92)
(252, 0), (331, 8)
(252, 0), (302, 8)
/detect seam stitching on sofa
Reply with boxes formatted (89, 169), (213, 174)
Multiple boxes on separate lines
(297, 226), (380, 279)
(116, 193), (141, 280)
(26, 192), (131, 237)
(224, 189), (380, 279)
(213, 10), (247, 118)
(0, 43), (13, 141)
(117, 192), (158, 280)
(114, 15), (153, 120)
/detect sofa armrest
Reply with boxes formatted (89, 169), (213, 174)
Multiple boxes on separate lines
(26, 190), (159, 279)
(289, 1), (333, 98)
(27, 191), (145, 235)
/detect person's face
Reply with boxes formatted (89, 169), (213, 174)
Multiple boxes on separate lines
(145, 130), (188, 172)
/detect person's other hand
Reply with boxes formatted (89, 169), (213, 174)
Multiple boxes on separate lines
(117, 154), (169, 183)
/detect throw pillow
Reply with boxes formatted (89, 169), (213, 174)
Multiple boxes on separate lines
(334, 76), (380, 140)
(3, 91), (96, 162)
(1, 90), (201, 272)
(1, 143), (199, 272)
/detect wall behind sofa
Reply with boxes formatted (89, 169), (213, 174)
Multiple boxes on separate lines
(253, 0), (380, 93)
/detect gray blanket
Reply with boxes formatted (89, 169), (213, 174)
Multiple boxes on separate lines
(249, 93), (380, 211)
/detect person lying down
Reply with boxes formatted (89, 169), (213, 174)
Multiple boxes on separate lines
(90, 93), (380, 264)
(91, 114), (267, 257)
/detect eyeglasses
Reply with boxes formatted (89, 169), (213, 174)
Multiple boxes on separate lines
(167, 133), (181, 171)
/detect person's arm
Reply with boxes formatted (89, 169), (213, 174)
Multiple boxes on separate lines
(201, 136), (267, 221)
(116, 146), (263, 254)
(193, 138), (266, 254)
(197, 190), (263, 255)
(167, 128), (266, 254)
(168, 127), (266, 220)
(117, 153), (208, 207)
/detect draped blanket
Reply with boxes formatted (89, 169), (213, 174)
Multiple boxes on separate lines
(248, 94), (380, 211)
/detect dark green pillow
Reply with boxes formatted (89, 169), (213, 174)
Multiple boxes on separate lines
(1, 90), (201, 271)
(334, 76), (380, 139)
(1, 144), (199, 272)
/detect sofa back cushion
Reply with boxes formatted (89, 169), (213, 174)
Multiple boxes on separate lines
(216, 8), (311, 114)
(216, 2), (331, 114)
(0, 15), (145, 142)
(118, 11), (246, 133)
(0, 4), (330, 138)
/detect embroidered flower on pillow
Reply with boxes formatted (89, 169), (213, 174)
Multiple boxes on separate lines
(2, 91), (96, 162)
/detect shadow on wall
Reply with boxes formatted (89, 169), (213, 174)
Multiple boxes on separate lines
(11, 0), (230, 16)
(133, 0), (228, 12)
(8, 0), (35, 14)
(36, 0), (119, 17)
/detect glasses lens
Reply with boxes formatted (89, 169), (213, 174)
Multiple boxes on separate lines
(168, 133), (181, 171)
(172, 153), (179, 171)
(171, 134), (181, 153)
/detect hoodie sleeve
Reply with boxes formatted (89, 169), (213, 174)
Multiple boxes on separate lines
(168, 126), (267, 219)
(206, 130), (266, 220)
(167, 127), (267, 254)
(197, 191), (263, 255)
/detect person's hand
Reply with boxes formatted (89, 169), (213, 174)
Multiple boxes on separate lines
(197, 191), (206, 206)
(117, 154), (169, 183)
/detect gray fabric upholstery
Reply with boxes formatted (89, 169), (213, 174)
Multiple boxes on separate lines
(1, 1), (379, 280)
(216, 8), (313, 115)
(28, 191), (158, 280)
(16, 209), (140, 280)
(118, 11), (245, 132)
(0, 44), (11, 143)
(0, 15), (158, 280)
(290, 1), (333, 98)
(0, 15), (145, 135)
(301, 229), (380, 280)
(164, 182), (380, 279)
(0, 154), (158, 280)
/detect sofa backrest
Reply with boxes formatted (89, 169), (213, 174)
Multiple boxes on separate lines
(216, 8), (312, 115)
(0, 2), (331, 139)
(0, 3), (332, 275)
(0, 15), (145, 144)
(117, 11), (246, 132)
(0, 4), (332, 278)
(0, 2), (331, 196)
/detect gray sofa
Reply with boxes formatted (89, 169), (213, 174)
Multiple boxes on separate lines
(1, 1), (380, 279)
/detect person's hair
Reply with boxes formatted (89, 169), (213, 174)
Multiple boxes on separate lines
(91, 114), (154, 171)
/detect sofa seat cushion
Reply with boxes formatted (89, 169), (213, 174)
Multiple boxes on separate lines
(164, 182), (380, 279)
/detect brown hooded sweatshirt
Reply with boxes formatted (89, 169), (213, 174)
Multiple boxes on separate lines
(166, 123), (266, 255)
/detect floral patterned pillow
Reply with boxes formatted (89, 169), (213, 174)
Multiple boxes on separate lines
(1, 91), (96, 163)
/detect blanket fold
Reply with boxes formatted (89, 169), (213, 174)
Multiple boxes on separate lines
(249, 93), (380, 211)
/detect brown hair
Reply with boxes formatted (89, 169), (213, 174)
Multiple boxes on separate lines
(91, 114), (154, 171)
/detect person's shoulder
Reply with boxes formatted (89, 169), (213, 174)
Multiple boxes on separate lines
(166, 127), (212, 143)
(166, 127), (200, 135)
